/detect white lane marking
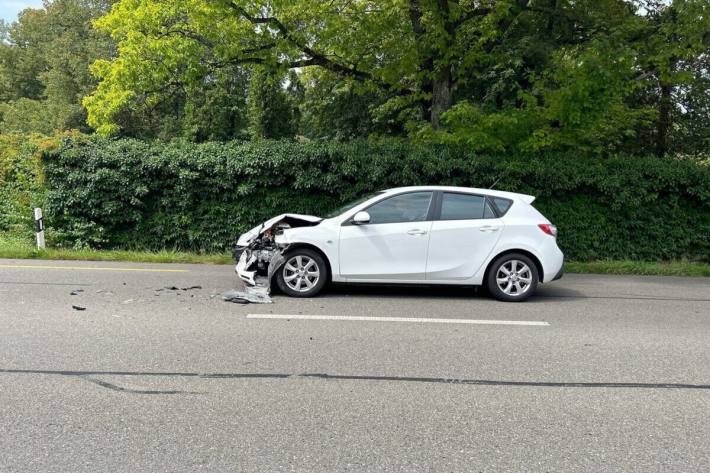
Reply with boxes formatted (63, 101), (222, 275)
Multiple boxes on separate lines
(246, 314), (549, 326)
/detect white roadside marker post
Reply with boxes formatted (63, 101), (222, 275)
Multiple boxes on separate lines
(34, 207), (45, 249)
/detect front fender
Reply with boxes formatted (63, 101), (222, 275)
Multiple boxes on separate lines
(275, 227), (339, 273)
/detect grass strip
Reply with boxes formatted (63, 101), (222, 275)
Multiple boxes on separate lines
(565, 260), (710, 277)
(0, 240), (232, 265)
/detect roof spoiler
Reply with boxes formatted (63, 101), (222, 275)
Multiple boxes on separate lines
(518, 194), (535, 205)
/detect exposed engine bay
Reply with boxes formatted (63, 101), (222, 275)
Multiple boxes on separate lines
(226, 214), (322, 303)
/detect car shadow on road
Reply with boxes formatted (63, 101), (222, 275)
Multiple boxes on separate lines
(323, 283), (485, 300)
(315, 283), (706, 303)
(317, 283), (586, 302)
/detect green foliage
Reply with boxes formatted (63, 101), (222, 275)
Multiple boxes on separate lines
(0, 0), (705, 154)
(0, 0), (113, 134)
(0, 133), (73, 241)
(41, 137), (710, 261)
(78, 0), (708, 155)
(247, 68), (297, 140)
(84, 0), (412, 137)
(414, 30), (659, 154)
(637, 0), (710, 156)
(299, 69), (404, 140)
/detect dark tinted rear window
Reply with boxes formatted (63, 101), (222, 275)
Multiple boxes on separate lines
(491, 197), (513, 215)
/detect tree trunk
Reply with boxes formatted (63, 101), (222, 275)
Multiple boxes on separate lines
(409, 0), (433, 122)
(409, 0), (456, 128)
(419, 58), (434, 123)
(656, 83), (672, 157)
(431, 66), (453, 129)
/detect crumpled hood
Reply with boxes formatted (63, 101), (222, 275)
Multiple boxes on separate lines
(236, 213), (323, 247)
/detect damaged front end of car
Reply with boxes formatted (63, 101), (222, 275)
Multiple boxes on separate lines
(229, 214), (322, 302)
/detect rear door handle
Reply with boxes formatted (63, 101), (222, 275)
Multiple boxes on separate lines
(407, 229), (427, 235)
(479, 225), (500, 232)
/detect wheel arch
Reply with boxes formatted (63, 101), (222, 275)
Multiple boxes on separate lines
(483, 249), (544, 283)
(276, 243), (333, 283)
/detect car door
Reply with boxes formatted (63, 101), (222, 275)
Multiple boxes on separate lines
(425, 192), (504, 280)
(339, 191), (434, 280)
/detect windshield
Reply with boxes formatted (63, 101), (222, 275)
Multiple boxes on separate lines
(324, 191), (383, 218)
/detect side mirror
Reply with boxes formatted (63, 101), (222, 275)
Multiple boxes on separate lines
(352, 211), (371, 225)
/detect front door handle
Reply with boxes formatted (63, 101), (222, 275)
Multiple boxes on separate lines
(407, 229), (427, 235)
(479, 225), (500, 232)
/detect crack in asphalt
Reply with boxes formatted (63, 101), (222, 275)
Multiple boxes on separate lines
(80, 376), (205, 395)
(1, 368), (709, 394)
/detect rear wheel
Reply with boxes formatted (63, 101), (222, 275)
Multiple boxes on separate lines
(275, 249), (328, 297)
(486, 253), (539, 302)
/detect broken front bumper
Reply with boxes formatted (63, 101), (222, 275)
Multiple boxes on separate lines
(235, 247), (287, 290)
(235, 250), (258, 286)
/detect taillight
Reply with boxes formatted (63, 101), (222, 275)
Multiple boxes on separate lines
(538, 223), (557, 237)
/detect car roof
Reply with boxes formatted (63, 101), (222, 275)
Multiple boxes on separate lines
(381, 186), (535, 204)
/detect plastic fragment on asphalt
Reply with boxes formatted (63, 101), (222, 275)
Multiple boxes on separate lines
(223, 286), (272, 304)
(72, 305), (86, 311)
(158, 285), (203, 291)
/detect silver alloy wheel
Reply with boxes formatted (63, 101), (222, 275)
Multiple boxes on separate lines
(495, 259), (533, 297)
(283, 255), (320, 293)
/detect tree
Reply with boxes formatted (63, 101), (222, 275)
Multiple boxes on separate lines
(247, 67), (296, 140)
(85, 0), (545, 134)
(297, 68), (407, 140)
(634, 0), (710, 156)
(0, 0), (114, 134)
(82, 0), (709, 154)
(109, 65), (251, 141)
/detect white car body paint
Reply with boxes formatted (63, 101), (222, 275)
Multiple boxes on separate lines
(425, 217), (504, 280)
(237, 213), (322, 247)
(241, 186), (564, 289)
(339, 220), (433, 280)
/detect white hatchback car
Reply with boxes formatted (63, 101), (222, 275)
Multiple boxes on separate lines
(235, 186), (564, 301)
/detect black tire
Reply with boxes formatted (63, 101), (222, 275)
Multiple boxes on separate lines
(275, 248), (329, 297)
(486, 253), (539, 302)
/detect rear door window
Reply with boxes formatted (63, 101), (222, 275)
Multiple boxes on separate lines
(440, 193), (494, 220)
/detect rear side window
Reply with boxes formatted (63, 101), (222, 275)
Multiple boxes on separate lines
(491, 197), (513, 215)
(440, 193), (494, 220)
(366, 192), (433, 224)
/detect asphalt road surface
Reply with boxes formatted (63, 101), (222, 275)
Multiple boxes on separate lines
(1, 258), (709, 472)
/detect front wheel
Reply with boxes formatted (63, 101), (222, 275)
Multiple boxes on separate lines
(275, 249), (328, 297)
(486, 254), (539, 302)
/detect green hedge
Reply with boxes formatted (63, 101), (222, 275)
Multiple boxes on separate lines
(40, 137), (710, 261)
(0, 134), (58, 241)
